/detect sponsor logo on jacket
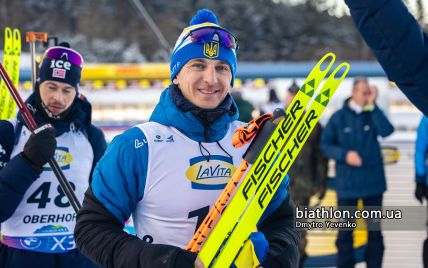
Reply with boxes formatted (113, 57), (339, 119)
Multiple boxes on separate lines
(186, 155), (235, 190)
(43, 147), (73, 171)
(34, 225), (69, 234)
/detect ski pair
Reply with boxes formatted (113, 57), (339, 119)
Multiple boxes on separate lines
(188, 53), (350, 267)
(0, 27), (21, 120)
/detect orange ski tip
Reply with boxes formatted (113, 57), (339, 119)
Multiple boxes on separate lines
(232, 113), (272, 148)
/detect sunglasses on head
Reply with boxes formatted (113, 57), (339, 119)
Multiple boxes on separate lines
(185, 27), (239, 51)
(45, 47), (84, 67)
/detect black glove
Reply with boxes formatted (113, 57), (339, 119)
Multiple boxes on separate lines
(22, 124), (56, 173)
(174, 249), (198, 267)
(415, 182), (427, 204)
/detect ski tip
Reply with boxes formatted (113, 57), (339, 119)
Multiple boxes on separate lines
(331, 62), (351, 81)
(13, 28), (21, 41)
(318, 52), (336, 72)
(5, 27), (12, 38)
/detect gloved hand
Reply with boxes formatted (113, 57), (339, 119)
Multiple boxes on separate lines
(21, 124), (56, 173)
(173, 248), (197, 267)
(415, 181), (427, 204)
(233, 232), (269, 268)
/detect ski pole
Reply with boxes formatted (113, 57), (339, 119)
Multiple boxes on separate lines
(187, 113), (275, 253)
(187, 160), (249, 252)
(0, 62), (82, 213)
(25, 32), (47, 90)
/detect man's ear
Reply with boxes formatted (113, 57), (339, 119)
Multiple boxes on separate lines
(173, 77), (179, 85)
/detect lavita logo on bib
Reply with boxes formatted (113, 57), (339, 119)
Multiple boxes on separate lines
(43, 147), (73, 171)
(185, 155), (236, 190)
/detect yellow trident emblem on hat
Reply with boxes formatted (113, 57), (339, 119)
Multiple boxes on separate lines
(204, 41), (219, 59)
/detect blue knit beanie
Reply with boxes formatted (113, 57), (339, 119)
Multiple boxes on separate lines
(170, 9), (238, 86)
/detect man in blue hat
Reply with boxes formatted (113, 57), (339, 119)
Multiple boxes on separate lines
(75, 9), (300, 268)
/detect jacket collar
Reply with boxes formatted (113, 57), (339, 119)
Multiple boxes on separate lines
(149, 84), (239, 142)
(17, 93), (92, 136)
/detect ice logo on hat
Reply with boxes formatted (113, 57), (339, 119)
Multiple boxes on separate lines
(49, 53), (71, 79)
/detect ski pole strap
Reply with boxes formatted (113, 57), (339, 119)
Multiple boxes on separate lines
(232, 114), (272, 148)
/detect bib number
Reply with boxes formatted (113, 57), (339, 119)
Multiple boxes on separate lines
(27, 181), (76, 208)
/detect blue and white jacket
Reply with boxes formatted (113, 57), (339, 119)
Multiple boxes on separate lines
(75, 85), (300, 268)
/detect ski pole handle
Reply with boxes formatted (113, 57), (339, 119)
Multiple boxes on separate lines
(0, 62), (81, 213)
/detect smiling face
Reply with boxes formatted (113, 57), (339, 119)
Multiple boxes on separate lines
(173, 58), (232, 109)
(39, 80), (77, 115)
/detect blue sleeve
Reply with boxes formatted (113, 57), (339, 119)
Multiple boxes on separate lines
(371, 106), (394, 138)
(91, 127), (148, 224)
(345, 0), (428, 115)
(320, 113), (347, 163)
(0, 120), (40, 222)
(415, 117), (428, 179)
(259, 175), (289, 224)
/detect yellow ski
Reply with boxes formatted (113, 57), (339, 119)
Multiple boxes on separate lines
(3, 28), (21, 119)
(0, 27), (13, 119)
(198, 53), (350, 267)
